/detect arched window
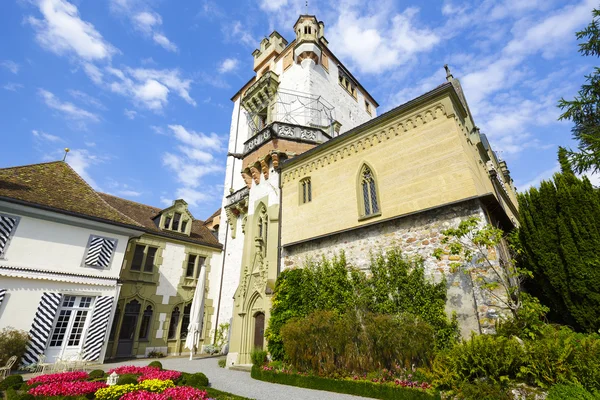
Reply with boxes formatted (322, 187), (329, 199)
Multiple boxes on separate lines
(138, 305), (153, 340)
(180, 303), (192, 339)
(300, 178), (312, 203)
(359, 165), (380, 217)
(110, 306), (120, 340)
(167, 307), (180, 339)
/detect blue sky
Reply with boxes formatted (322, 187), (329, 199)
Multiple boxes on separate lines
(0, 0), (596, 219)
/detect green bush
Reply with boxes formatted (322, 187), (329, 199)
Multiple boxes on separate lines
(250, 349), (268, 367)
(251, 366), (440, 400)
(432, 334), (525, 388)
(0, 327), (29, 368)
(88, 369), (105, 379)
(116, 374), (139, 385)
(147, 360), (163, 370)
(517, 325), (600, 391)
(218, 358), (226, 368)
(455, 382), (511, 400)
(0, 375), (23, 391)
(147, 351), (165, 358)
(547, 383), (597, 400)
(5, 388), (34, 400)
(182, 372), (209, 388)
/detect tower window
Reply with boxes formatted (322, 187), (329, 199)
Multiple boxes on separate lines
(301, 178), (312, 204)
(359, 165), (380, 218)
(365, 101), (372, 115)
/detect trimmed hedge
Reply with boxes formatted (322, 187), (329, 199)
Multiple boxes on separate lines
(0, 375), (23, 391)
(204, 387), (253, 400)
(251, 366), (440, 400)
(148, 361), (163, 370)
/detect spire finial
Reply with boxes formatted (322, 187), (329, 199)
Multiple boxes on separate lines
(444, 64), (453, 81)
(62, 148), (70, 162)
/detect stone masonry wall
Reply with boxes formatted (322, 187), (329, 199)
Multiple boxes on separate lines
(281, 199), (506, 336)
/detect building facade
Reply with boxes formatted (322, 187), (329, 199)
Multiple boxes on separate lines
(0, 162), (143, 365)
(219, 15), (519, 366)
(99, 195), (222, 359)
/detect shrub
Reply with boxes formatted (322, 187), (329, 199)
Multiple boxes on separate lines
(0, 327), (29, 368)
(183, 372), (209, 388)
(218, 358), (226, 368)
(147, 351), (165, 358)
(117, 374), (140, 386)
(250, 348), (268, 367)
(88, 369), (106, 379)
(6, 388), (34, 400)
(547, 383), (597, 400)
(147, 361), (163, 370)
(455, 382), (512, 400)
(432, 334), (525, 388)
(0, 375), (23, 391)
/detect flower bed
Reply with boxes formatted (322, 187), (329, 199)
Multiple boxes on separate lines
(252, 365), (441, 400)
(138, 370), (182, 382)
(29, 380), (107, 397)
(27, 371), (89, 385)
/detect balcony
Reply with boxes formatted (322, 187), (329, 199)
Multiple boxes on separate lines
(242, 121), (331, 156)
(226, 186), (249, 208)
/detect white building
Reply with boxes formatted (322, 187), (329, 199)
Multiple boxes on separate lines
(0, 161), (143, 364)
(215, 15), (379, 364)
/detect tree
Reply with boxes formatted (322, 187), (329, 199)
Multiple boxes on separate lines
(558, 8), (600, 174)
(517, 152), (600, 333)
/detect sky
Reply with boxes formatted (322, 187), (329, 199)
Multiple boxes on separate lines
(0, 0), (597, 219)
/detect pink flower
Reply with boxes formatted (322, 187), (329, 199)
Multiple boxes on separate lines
(107, 366), (159, 375)
(27, 371), (89, 386)
(121, 390), (169, 400)
(28, 380), (106, 396)
(163, 386), (209, 400)
(138, 370), (182, 382)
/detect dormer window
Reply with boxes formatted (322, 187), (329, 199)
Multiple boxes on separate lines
(163, 216), (172, 229)
(158, 199), (193, 236)
(172, 213), (181, 231)
(181, 220), (188, 232)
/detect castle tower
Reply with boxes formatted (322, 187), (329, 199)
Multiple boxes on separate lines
(212, 15), (378, 365)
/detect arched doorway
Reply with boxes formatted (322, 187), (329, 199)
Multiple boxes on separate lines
(117, 300), (140, 357)
(253, 312), (265, 350)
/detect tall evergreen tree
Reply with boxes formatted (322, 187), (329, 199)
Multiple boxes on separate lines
(518, 150), (600, 332)
(558, 8), (600, 173)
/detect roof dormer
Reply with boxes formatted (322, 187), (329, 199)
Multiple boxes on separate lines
(155, 199), (194, 236)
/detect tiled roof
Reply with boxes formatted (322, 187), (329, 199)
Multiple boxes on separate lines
(0, 161), (142, 227)
(203, 208), (221, 227)
(98, 193), (222, 249)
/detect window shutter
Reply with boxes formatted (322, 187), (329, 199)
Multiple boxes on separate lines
(321, 52), (329, 71)
(84, 236), (117, 268)
(283, 50), (293, 71)
(22, 292), (62, 365)
(0, 214), (19, 257)
(0, 289), (6, 311)
(82, 296), (114, 361)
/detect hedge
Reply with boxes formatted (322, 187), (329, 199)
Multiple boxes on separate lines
(251, 366), (440, 400)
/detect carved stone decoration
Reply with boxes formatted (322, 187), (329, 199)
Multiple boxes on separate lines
(260, 159), (269, 180)
(271, 152), (280, 168)
(300, 129), (316, 141)
(241, 215), (248, 234)
(241, 171), (252, 188)
(225, 208), (238, 239)
(250, 166), (261, 185)
(279, 125), (295, 137)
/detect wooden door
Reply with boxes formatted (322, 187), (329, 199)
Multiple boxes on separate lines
(253, 313), (265, 350)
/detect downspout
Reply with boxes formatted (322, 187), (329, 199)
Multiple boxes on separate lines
(277, 165), (283, 277)
(214, 100), (242, 344)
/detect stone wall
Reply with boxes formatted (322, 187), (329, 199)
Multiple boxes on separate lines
(281, 199), (506, 336)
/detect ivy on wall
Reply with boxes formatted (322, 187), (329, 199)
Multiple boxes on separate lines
(266, 249), (459, 361)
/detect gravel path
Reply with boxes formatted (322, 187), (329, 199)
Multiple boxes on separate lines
(101, 356), (371, 400)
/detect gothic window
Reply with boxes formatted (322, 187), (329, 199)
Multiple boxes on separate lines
(180, 303), (192, 339)
(138, 305), (153, 340)
(300, 178), (312, 204)
(167, 307), (180, 339)
(359, 165), (380, 218)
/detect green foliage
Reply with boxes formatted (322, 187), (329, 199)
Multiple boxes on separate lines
(203, 387), (253, 400)
(517, 169), (600, 333)
(267, 250), (458, 361)
(147, 351), (165, 358)
(116, 374), (139, 385)
(455, 382), (512, 400)
(281, 311), (437, 376)
(181, 372), (209, 388)
(0, 327), (29, 367)
(547, 383), (597, 400)
(495, 293), (549, 340)
(214, 322), (230, 352)
(251, 366), (441, 400)
(5, 388), (34, 400)
(250, 348), (268, 367)
(0, 375), (23, 391)
(557, 7), (600, 174)
(432, 334), (525, 389)
(147, 360), (163, 370)
(88, 369), (105, 379)
(218, 358), (227, 368)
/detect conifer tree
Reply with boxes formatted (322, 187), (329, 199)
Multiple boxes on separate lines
(517, 150), (600, 332)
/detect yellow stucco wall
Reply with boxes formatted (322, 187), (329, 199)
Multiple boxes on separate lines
(280, 87), (515, 246)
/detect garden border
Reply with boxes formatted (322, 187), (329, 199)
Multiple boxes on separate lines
(251, 366), (441, 400)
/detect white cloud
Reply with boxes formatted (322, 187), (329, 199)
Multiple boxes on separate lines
(327, 6), (439, 74)
(106, 67), (195, 111)
(258, 0), (288, 12)
(117, 189), (142, 197)
(124, 108), (137, 119)
(26, 0), (116, 61)
(82, 62), (103, 84)
(32, 129), (62, 142)
(218, 58), (239, 73)
(516, 164), (560, 191)
(38, 88), (100, 122)
(3, 83), (24, 92)
(110, 2), (178, 52)
(168, 125), (221, 151)
(225, 21), (256, 47)
(66, 148), (102, 189)
(68, 89), (105, 109)
(1, 60), (19, 74)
